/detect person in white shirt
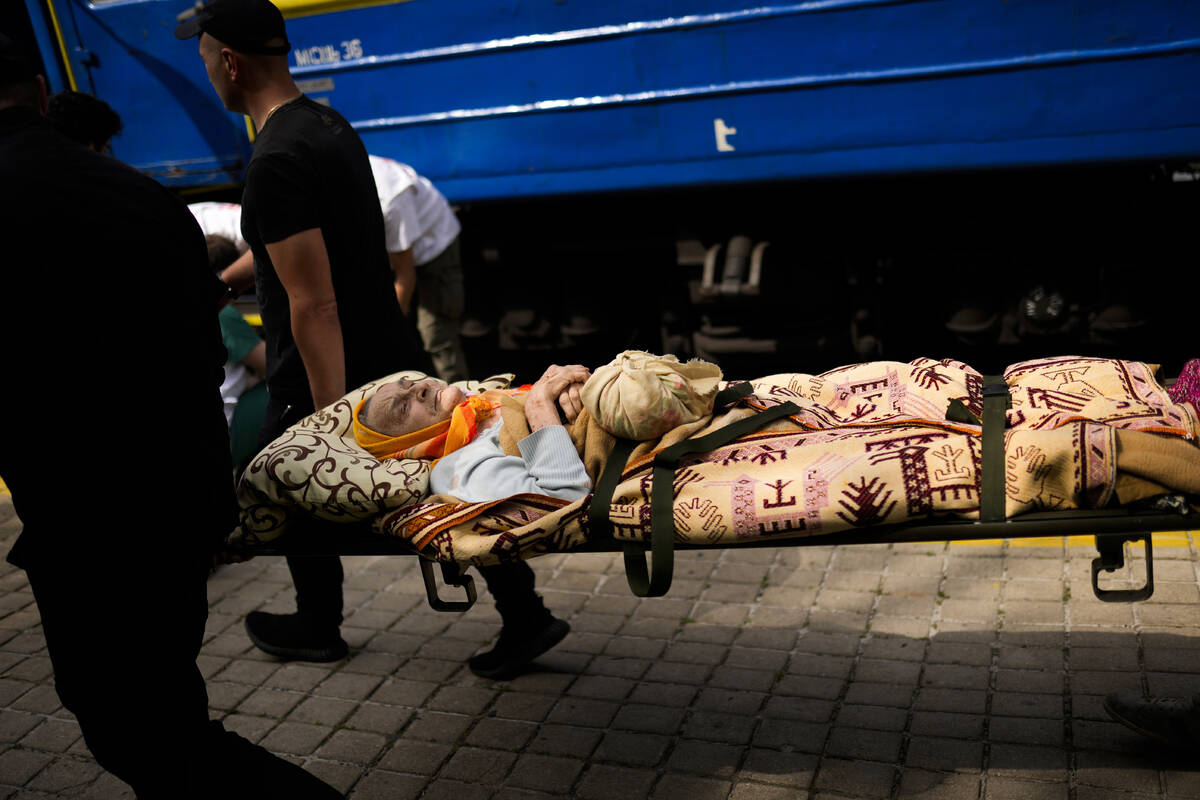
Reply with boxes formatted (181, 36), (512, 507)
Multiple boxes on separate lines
(198, 157), (470, 383)
(368, 154), (469, 382)
(187, 201), (245, 247)
(188, 201), (256, 294)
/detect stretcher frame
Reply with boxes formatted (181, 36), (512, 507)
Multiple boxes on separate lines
(239, 378), (1196, 611)
(244, 502), (1195, 611)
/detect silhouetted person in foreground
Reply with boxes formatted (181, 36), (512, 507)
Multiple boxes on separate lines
(0, 32), (338, 799)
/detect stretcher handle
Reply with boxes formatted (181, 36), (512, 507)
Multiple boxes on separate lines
(1091, 534), (1155, 602)
(419, 558), (477, 612)
(626, 398), (802, 597)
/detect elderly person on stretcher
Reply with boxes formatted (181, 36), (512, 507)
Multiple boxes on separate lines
(238, 353), (1200, 677)
(353, 364), (596, 502)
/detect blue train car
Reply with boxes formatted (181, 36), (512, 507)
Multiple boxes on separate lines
(20, 0), (1200, 197)
(12, 0), (1200, 377)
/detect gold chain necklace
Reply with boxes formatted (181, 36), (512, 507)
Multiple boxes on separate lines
(262, 94), (300, 126)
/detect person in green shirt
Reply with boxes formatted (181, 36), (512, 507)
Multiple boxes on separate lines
(209, 234), (268, 470)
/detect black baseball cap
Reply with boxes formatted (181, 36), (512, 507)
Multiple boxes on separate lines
(174, 0), (291, 56)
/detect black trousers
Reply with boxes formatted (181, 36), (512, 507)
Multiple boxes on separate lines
(24, 549), (339, 799)
(287, 550), (548, 634)
(259, 394), (549, 634)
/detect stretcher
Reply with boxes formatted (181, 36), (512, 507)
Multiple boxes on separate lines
(247, 503), (1192, 611)
(231, 358), (1198, 613)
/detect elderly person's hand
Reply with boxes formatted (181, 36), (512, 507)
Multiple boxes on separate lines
(525, 364), (591, 430)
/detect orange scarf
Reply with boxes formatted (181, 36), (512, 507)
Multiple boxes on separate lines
(353, 390), (523, 463)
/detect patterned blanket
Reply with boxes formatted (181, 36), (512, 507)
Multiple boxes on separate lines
(230, 357), (1200, 566)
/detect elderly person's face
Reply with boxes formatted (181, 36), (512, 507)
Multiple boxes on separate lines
(362, 377), (465, 436)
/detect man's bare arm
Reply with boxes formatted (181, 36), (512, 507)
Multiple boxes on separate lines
(266, 228), (345, 410)
(219, 248), (256, 294)
(240, 340), (267, 379)
(388, 248), (416, 315)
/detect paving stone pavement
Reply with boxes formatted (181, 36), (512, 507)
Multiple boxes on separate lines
(0, 493), (1197, 798)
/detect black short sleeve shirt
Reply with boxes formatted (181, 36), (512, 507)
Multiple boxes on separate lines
(241, 96), (426, 406)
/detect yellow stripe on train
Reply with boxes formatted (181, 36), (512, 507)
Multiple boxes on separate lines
(272, 0), (415, 20)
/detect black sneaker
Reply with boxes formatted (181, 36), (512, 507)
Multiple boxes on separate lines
(468, 617), (570, 680)
(1104, 690), (1200, 748)
(245, 611), (348, 663)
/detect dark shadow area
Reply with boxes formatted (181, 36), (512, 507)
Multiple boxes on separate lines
(3, 496), (1197, 798)
(509, 618), (1200, 794)
(456, 162), (1197, 383)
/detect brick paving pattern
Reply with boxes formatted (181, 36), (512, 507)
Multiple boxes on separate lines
(0, 494), (1197, 798)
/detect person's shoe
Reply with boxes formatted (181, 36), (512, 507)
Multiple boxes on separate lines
(1104, 690), (1200, 748)
(244, 611), (348, 662)
(468, 617), (570, 680)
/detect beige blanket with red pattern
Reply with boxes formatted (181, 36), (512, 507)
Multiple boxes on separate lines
(356, 357), (1199, 566)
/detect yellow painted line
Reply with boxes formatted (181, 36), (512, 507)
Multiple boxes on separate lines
(950, 532), (1193, 548)
(274, 0), (414, 20)
(1149, 532), (1194, 548)
(245, 115), (257, 143)
(44, 0), (78, 91)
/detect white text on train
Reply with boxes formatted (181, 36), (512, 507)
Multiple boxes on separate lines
(294, 39), (364, 67)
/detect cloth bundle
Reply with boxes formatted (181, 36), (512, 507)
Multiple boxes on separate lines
(581, 350), (723, 440)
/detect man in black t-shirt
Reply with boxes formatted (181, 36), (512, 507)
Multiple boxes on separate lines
(239, 96), (415, 414)
(178, 0), (429, 662)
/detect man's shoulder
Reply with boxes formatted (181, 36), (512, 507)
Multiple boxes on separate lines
(243, 139), (307, 198)
(248, 99), (360, 173)
(260, 98), (353, 143)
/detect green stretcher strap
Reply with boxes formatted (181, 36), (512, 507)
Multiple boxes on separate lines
(945, 397), (980, 426)
(626, 399), (802, 597)
(980, 375), (1010, 523)
(588, 381), (753, 543)
(712, 381), (753, 408)
(587, 437), (637, 543)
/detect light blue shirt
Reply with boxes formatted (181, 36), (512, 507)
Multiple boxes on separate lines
(428, 418), (591, 502)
